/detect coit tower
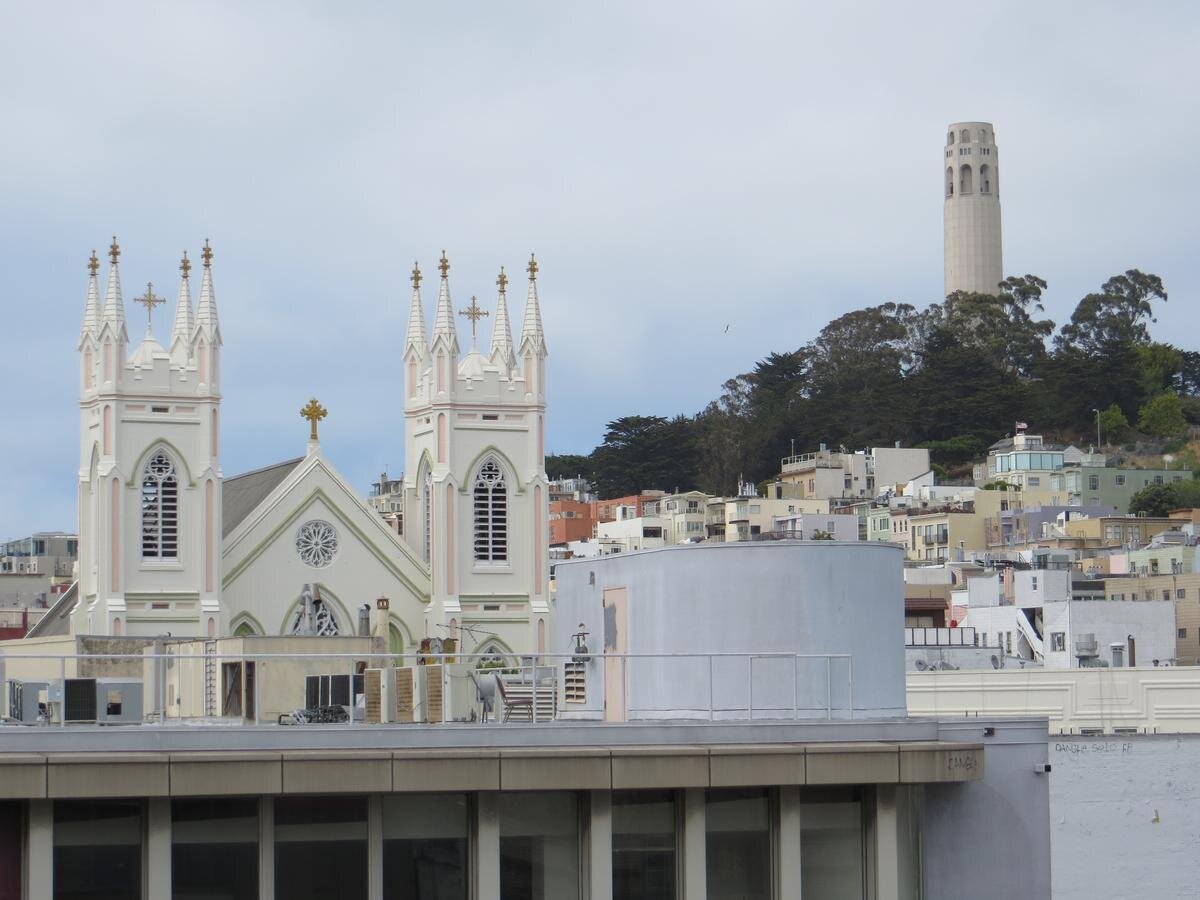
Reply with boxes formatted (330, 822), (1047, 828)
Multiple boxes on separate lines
(943, 121), (1002, 296)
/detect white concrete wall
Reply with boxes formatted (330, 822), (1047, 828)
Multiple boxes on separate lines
(1050, 734), (1200, 899)
(907, 666), (1200, 734)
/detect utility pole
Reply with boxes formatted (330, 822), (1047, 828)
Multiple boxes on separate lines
(1092, 408), (1101, 449)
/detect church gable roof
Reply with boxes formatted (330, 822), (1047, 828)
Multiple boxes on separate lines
(222, 457), (304, 537)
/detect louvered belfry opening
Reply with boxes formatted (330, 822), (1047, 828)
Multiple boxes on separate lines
(141, 451), (179, 559)
(473, 458), (508, 563)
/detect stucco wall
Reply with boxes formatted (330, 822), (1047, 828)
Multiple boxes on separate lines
(923, 718), (1051, 900)
(1050, 734), (1200, 899)
(553, 541), (906, 719)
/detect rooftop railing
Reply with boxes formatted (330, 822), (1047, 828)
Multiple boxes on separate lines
(0, 649), (856, 728)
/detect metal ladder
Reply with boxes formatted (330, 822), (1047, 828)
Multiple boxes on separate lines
(203, 641), (218, 717)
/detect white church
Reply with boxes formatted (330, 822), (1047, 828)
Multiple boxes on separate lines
(55, 239), (550, 661)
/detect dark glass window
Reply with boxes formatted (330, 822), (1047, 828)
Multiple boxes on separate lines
(499, 792), (579, 900)
(800, 800), (864, 898)
(382, 793), (469, 900)
(613, 791), (676, 900)
(0, 802), (21, 900)
(705, 789), (770, 900)
(172, 797), (258, 899)
(53, 800), (142, 900)
(274, 796), (367, 900)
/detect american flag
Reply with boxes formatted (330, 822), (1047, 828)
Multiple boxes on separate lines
(1015, 421), (1028, 430)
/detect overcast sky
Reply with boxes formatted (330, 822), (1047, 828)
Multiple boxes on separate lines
(1, 1), (1197, 539)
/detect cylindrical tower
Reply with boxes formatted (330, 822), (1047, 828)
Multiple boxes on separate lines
(943, 121), (1003, 296)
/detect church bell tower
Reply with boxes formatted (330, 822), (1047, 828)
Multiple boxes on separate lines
(402, 252), (550, 658)
(76, 238), (224, 637)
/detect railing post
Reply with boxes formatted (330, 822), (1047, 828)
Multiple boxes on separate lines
(708, 655), (714, 721)
(253, 656), (260, 727)
(58, 655), (65, 728)
(747, 655), (753, 719)
(159, 652), (166, 727)
(792, 655), (799, 720)
(532, 659), (538, 724)
(826, 656), (832, 719)
(350, 656), (357, 725)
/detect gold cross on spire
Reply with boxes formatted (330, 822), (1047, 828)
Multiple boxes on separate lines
(458, 296), (489, 345)
(300, 398), (328, 442)
(526, 252), (538, 281)
(88, 251), (99, 276)
(438, 250), (450, 278)
(109, 236), (121, 264)
(201, 239), (213, 269)
(134, 282), (165, 332)
(497, 267), (508, 295)
(411, 261), (422, 289)
(180, 250), (191, 279)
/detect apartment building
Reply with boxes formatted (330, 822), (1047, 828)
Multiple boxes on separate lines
(778, 444), (930, 500)
(1051, 465), (1189, 512)
(1102, 572), (1200, 664)
(367, 471), (404, 535)
(549, 499), (596, 545)
(903, 509), (986, 562)
(0, 532), (77, 578)
(594, 491), (664, 524)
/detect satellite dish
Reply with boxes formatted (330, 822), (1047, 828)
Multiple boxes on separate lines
(990, 655), (1001, 669)
(914, 659), (929, 671)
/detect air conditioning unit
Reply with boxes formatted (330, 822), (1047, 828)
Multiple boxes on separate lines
(96, 679), (143, 725)
(1075, 634), (1098, 658)
(63, 678), (98, 723)
(363, 667), (417, 724)
(7, 680), (48, 724)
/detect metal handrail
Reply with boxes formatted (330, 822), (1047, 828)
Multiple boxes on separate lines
(0, 649), (857, 726)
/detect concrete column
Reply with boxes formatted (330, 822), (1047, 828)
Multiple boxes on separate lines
(778, 786), (803, 898)
(476, 792), (500, 900)
(259, 796), (275, 900)
(368, 794), (383, 900)
(146, 797), (172, 898)
(27, 800), (53, 898)
(875, 785), (899, 900)
(682, 788), (706, 900)
(588, 791), (612, 900)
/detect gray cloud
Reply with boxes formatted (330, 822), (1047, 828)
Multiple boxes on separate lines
(1, 1), (1198, 536)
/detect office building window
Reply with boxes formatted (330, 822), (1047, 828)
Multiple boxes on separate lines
(1051, 632), (1066, 652)
(54, 800), (143, 900)
(1178, 589), (1187, 600)
(383, 794), (469, 900)
(172, 798), (258, 900)
(0, 803), (20, 900)
(275, 796), (368, 900)
(705, 789), (771, 900)
(1179, 628), (1187, 639)
(500, 792), (580, 900)
(801, 798), (865, 899)
(613, 791), (676, 900)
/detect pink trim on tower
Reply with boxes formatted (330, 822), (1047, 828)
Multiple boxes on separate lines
(445, 483), (455, 595)
(437, 414), (447, 463)
(110, 477), (120, 593)
(205, 480), (214, 593)
(533, 484), (543, 596)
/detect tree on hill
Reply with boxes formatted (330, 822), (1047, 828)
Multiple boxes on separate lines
(1129, 479), (1200, 516)
(1138, 393), (1188, 439)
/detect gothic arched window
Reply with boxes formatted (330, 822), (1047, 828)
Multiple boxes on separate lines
(141, 451), (179, 559)
(473, 458), (508, 563)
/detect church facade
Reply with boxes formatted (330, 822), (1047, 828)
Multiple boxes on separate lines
(66, 240), (548, 660)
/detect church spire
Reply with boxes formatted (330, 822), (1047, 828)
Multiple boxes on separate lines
(170, 251), (195, 362)
(405, 261), (428, 357)
(432, 250), (459, 348)
(490, 266), (516, 371)
(195, 239), (221, 343)
(80, 250), (101, 345)
(519, 252), (546, 356)
(101, 236), (128, 337)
